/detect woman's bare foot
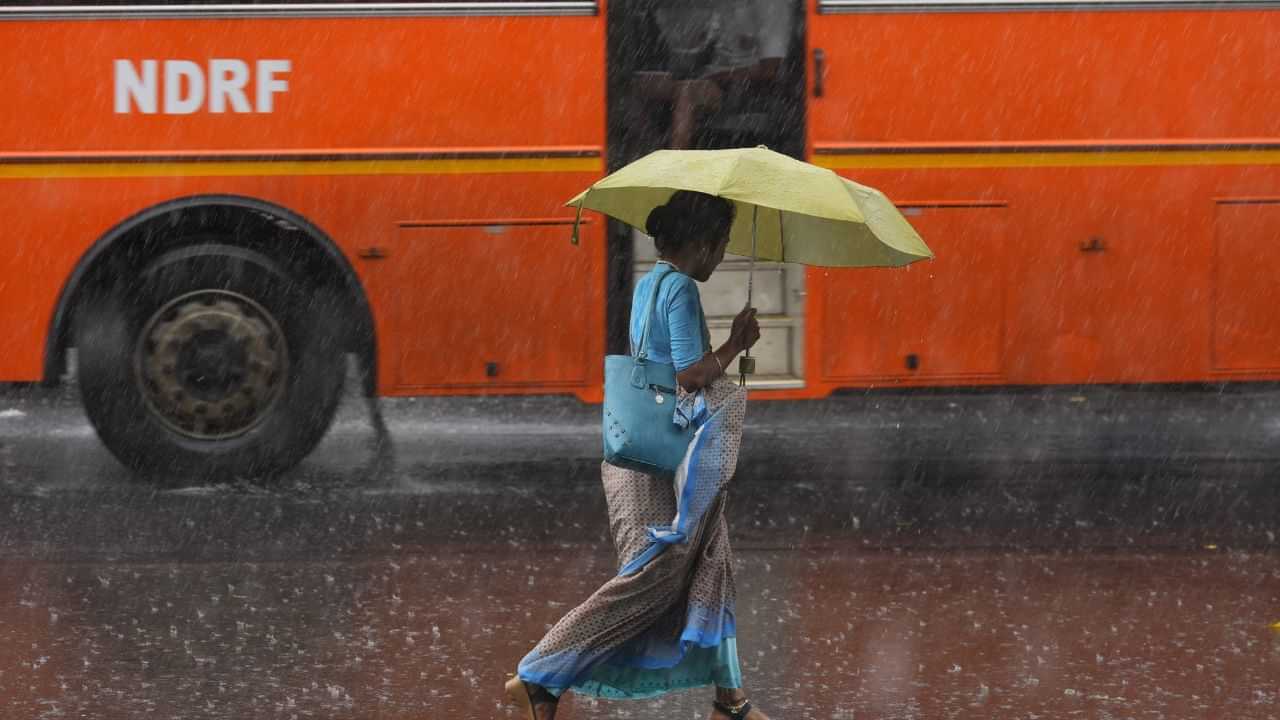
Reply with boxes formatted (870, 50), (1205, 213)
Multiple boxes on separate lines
(709, 687), (770, 720)
(503, 677), (558, 720)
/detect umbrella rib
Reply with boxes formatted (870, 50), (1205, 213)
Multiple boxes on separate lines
(778, 208), (786, 264)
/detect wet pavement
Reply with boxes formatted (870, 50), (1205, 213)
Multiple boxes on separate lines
(1, 381), (1278, 718)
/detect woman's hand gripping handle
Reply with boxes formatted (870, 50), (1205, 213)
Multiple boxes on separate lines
(729, 306), (761, 381)
(728, 306), (761, 356)
(677, 307), (760, 394)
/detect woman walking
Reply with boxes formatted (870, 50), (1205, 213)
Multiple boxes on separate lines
(504, 190), (767, 720)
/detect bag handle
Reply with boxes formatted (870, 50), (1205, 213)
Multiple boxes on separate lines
(634, 265), (678, 361)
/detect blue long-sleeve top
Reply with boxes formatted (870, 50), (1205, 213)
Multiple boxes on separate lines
(630, 263), (711, 372)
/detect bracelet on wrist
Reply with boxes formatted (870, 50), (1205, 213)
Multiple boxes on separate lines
(712, 351), (725, 374)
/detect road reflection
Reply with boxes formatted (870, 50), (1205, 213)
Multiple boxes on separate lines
(2, 543), (1276, 718)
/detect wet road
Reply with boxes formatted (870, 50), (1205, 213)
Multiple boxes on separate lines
(1, 382), (1278, 718)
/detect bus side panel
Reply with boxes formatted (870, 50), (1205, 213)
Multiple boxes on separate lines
(0, 12), (606, 399)
(0, 172), (606, 393)
(809, 8), (1280, 144)
(1212, 201), (1280, 373)
(0, 15), (603, 151)
(808, 6), (1280, 388)
(819, 205), (1009, 383)
(0, 179), (108, 381)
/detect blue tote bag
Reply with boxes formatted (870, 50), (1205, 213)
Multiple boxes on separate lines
(603, 269), (694, 474)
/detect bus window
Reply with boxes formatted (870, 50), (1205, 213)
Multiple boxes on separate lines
(609, 0), (805, 161)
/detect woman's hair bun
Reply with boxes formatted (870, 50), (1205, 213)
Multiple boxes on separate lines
(644, 191), (735, 256)
(645, 204), (672, 238)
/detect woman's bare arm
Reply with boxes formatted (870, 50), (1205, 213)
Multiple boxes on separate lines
(676, 308), (759, 392)
(676, 341), (743, 393)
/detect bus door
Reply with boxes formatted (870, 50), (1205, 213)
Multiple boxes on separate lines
(607, 0), (809, 389)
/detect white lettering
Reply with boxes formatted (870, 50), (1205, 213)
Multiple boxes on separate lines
(163, 60), (205, 115)
(112, 59), (290, 114)
(208, 59), (251, 113)
(255, 60), (290, 113)
(114, 59), (157, 114)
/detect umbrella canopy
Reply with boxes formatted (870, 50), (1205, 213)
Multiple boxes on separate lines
(568, 146), (933, 267)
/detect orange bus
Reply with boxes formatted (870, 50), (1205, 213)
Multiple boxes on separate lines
(2, 0), (1277, 476)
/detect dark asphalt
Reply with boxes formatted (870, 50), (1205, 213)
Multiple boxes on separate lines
(1, 381), (1278, 718)
(2, 381), (1279, 557)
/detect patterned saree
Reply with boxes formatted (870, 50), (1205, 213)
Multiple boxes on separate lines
(518, 375), (748, 698)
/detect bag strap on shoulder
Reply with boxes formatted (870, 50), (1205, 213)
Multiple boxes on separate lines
(634, 265), (678, 360)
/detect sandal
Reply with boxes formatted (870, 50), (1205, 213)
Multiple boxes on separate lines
(504, 676), (558, 720)
(712, 698), (754, 720)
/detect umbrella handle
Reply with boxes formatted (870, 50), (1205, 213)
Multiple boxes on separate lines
(740, 205), (759, 387)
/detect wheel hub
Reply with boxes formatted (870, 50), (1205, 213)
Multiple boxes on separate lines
(136, 290), (288, 440)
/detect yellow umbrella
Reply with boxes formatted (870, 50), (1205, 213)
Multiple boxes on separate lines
(567, 146), (932, 383)
(568, 146), (932, 267)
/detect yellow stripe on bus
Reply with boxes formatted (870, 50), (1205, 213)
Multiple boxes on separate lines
(0, 156), (602, 179)
(11, 149), (1278, 176)
(812, 149), (1280, 170)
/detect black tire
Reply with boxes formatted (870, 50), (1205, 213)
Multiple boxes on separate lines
(75, 243), (345, 480)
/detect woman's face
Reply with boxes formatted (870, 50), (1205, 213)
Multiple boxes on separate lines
(693, 227), (732, 282)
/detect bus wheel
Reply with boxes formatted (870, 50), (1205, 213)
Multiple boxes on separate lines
(75, 244), (345, 480)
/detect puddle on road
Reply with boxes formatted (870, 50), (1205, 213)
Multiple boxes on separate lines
(1, 545), (1276, 719)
